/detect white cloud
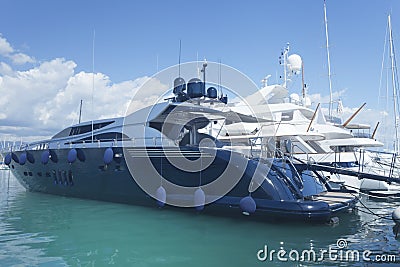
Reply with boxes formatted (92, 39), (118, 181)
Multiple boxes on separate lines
(0, 55), (168, 141)
(0, 62), (13, 76)
(0, 33), (35, 65)
(308, 89), (346, 106)
(10, 52), (35, 65)
(0, 35), (13, 55)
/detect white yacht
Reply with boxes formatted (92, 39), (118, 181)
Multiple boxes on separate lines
(211, 44), (400, 194)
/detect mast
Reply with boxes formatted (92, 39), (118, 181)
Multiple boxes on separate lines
(301, 60), (306, 100)
(282, 43), (289, 87)
(388, 14), (400, 153)
(323, 0), (333, 121)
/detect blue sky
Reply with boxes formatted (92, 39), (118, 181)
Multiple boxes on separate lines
(0, 0), (400, 142)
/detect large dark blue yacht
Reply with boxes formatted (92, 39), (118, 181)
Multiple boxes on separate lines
(3, 68), (357, 223)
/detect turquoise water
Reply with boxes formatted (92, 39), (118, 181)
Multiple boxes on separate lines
(0, 170), (399, 266)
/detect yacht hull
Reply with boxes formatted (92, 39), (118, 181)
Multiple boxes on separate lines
(5, 147), (356, 223)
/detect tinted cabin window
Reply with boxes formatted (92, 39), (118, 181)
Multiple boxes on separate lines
(69, 121), (114, 136)
(69, 132), (129, 144)
(281, 112), (293, 121)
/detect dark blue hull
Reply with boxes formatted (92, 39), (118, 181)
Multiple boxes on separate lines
(5, 147), (357, 223)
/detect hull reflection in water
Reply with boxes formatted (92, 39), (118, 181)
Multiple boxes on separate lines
(0, 172), (398, 266)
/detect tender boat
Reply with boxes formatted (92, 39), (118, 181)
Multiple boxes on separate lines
(3, 65), (357, 223)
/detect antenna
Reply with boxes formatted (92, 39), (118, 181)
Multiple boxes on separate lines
(388, 14), (400, 153)
(324, 0), (334, 121)
(91, 29), (95, 143)
(218, 59), (228, 104)
(196, 52), (200, 78)
(156, 54), (159, 73)
(178, 40), (182, 77)
(218, 59), (222, 97)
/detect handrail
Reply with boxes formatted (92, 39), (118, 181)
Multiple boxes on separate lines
(6, 136), (178, 152)
(291, 144), (309, 161)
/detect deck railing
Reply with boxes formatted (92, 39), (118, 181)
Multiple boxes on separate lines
(5, 136), (178, 152)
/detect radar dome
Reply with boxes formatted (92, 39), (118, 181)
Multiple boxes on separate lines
(287, 54), (302, 73)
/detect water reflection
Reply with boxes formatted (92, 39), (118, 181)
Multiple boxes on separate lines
(0, 170), (66, 266)
(0, 171), (399, 266)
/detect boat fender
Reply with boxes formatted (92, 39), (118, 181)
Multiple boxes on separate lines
(27, 152), (35, 164)
(77, 148), (86, 162)
(393, 207), (400, 237)
(41, 151), (50, 165)
(239, 196), (256, 215)
(156, 186), (167, 207)
(67, 148), (77, 164)
(328, 216), (340, 225)
(11, 152), (19, 163)
(194, 188), (205, 211)
(392, 207), (400, 224)
(19, 152), (27, 165)
(4, 153), (11, 165)
(49, 150), (58, 163)
(394, 224), (400, 238)
(103, 147), (114, 165)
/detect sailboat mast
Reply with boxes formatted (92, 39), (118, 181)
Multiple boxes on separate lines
(301, 60), (306, 99)
(324, 0), (333, 121)
(388, 14), (400, 153)
(282, 44), (289, 88)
